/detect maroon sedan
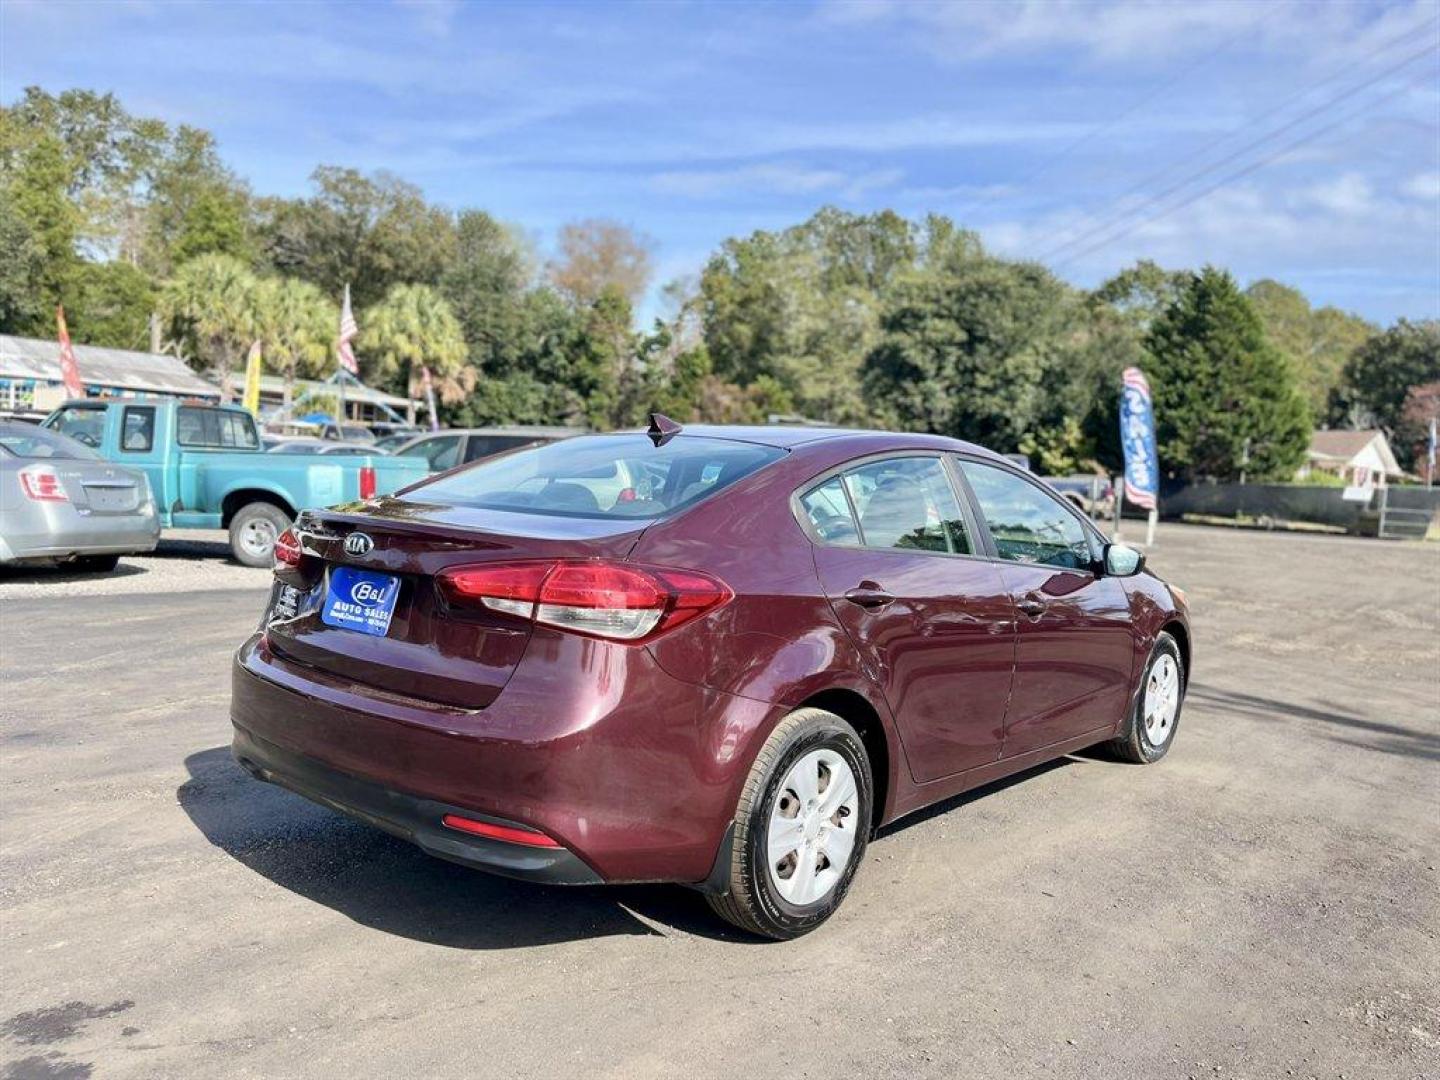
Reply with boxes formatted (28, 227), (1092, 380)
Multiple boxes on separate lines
(231, 420), (1190, 939)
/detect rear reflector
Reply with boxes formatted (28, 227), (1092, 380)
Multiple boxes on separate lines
(358, 465), (377, 500)
(18, 465), (67, 502)
(273, 527), (304, 569)
(436, 559), (731, 643)
(441, 814), (561, 848)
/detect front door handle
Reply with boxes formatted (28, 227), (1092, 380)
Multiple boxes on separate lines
(1017, 594), (1047, 618)
(844, 586), (895, 609)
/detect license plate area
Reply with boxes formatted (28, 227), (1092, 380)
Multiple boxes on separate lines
(321, 567), (401, 637)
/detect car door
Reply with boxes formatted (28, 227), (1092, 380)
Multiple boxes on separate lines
(801, 454), (1017, 782)
(957, 458), (1135, 759)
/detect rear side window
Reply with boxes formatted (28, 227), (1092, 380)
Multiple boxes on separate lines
(177, 407), (259, 450)
(402, 434), (462, 471)
(800, 456), (972, 554)
(0, 424), (101, 461)
(961, 460), (1093, 570)
(464, 435), (541, 463)
(121, 406), (155, 452)
(406, 433), (783, 519)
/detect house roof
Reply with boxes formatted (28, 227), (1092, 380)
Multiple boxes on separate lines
(1307, 428), (1402, 476)
(254, 373), (417, 408)
(0, 334), (220, 398)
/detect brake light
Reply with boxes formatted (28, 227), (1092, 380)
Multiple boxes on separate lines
(359, 465), (377, 500)
(274, 527), (304, 569)
(18, 466), (67, 502)
(436, 559), (732, 642)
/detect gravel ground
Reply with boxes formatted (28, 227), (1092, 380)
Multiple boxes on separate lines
(1, 524), (1436, 1080)
(0, 531), (265, 599)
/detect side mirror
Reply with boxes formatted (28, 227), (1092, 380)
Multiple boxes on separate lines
(1103, 543), (1145, 577)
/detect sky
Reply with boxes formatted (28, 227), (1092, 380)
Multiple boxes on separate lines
(2, 0), (1438, 326)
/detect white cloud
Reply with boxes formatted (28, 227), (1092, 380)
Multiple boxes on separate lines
(1401, 172), (1440, 200)
(651, 163), (902, 200)
(1301, 173), (1377, 217)
(394, 0), (460, 37)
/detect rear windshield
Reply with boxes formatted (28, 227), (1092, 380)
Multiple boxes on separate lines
(0, 424), (101, 461)
(404, 433), (784, 519)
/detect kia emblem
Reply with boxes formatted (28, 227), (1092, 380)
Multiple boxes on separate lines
(344, 532), (374, 557)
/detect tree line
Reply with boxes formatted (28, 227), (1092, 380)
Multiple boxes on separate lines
(3, 87), (1437, 478)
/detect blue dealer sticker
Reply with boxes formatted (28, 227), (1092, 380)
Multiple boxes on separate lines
(321, 566), (400, 637)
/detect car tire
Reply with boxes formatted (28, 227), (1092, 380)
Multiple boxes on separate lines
(707, 707), (873, 940)
(1107, 631), (1185, 764)
(229, 502), (291, 568)
(73, 554), (120, 573)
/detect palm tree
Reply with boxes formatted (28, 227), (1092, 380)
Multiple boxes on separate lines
(360, 283), (472, 411)
(253, 277), (337, 410)
(159, 254), (258, 398)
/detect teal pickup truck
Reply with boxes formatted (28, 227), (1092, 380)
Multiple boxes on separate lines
(42, 400), (428, 566)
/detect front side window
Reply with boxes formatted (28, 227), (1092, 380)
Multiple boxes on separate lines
(121, 407), (155, 452)
(800, 456), (971, 554)
(961, 460), (1093, 570)
(402, 434), (462, 471)
(47, 405), (106, 449)
(406, 433), (783, 519)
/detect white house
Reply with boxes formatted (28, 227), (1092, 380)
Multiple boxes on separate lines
(1300, 429), (1404, 488)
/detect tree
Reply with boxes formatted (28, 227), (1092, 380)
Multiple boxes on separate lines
(1327, 320), (1440, 468)
(159, 254), (259, 395)
(61, 260), (155, 350)
(0, 105), (80, 334)
(1246, 279), (1374, 418)
(863, 253), (1088, 451)
(1092, 260), (1187, 334)
(253, 277), (337, 408)
(359, 283), (471, 407)
(1143, 267), (1311, 481)
(256, 167), (455, 307)
(1397, 381), (1440, 477)
(550, 218), (653, 306)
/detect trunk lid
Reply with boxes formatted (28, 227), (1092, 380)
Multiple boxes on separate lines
(265, 495), (650, 708)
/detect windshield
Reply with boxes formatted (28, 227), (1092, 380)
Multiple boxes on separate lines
(404, 433), (784, 519)
(0, 422), (103, 460)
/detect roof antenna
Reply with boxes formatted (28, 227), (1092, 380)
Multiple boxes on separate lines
(647, 412), (682, 447)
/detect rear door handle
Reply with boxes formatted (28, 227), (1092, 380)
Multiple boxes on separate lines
(844, 587), (895, 609)
(1017, 595), (1047, 617)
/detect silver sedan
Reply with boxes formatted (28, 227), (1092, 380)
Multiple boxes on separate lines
(0, 421), (161, 571)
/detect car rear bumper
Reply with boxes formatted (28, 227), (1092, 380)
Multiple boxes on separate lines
(231, 722), (603, 885)
(230, 631), (776, 885)
(0, 510), (160, 563)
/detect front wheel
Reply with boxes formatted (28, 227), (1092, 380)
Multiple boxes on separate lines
(228, 502), (291, 568)
(707, 707), (873, 940)
(1108, 631), (1185, 764)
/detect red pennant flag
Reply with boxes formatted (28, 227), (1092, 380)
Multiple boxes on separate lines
(56, 306), (85, 398)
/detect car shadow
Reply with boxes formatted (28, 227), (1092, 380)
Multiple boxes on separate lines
(875, 757), (1075, 838)
(177, 746), (759, 948)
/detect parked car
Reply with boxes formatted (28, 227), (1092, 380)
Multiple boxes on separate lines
(43, 400), (427, 567)
(1045, 474), (1116, 518)
(316, 422), (377, 444)
(232, 421), (1191, 939)
(0, 421), (160, 571)
(394, 426), (583, 472)
(267, 440), (388, 456)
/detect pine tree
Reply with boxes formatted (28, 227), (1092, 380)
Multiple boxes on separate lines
(1144, 267), (1311, 481)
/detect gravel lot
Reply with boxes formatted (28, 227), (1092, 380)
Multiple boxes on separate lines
(1, 525), (1436, 1080)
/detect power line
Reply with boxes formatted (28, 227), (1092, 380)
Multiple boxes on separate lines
(1031, 15), (1439, 263)
(1050, 69), (1437, 272)
(948, 5), (1286, 224)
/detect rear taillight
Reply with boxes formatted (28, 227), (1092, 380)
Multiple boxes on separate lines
(436, 559), (731, 643)
(441, 814), (560, 848)
(359, 465), (377, 500)
(274, 527), (304, 569)
(18, 466), (68, 502)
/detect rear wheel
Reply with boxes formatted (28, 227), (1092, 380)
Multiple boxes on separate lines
(707, 707), (872, 940)
(229, 502), (291, 568)
(1108, 632), (1185, 763)
(72, 554), (120, 573)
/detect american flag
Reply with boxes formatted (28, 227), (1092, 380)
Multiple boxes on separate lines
(56, 306), (85, 398)
(336, 283), (358, 375)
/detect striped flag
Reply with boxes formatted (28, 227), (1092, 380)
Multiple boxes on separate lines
(1119, 366), (1159, 511)
(56, 306), (85, 398)
(336, 283), (359, 375)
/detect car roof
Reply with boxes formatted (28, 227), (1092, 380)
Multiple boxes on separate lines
(414, 426), (585, 438)
(611, 423), (1009, 460)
